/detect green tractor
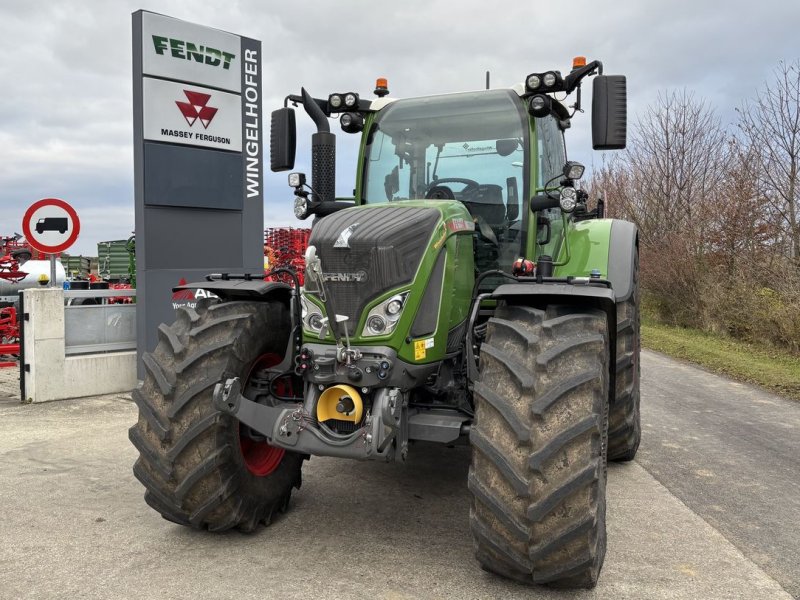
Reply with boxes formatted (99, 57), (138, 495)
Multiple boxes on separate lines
(130, 58), (639, 589)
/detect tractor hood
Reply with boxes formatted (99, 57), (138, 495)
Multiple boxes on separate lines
(303, 200), (475, 363)
(308, 205), (440, 335)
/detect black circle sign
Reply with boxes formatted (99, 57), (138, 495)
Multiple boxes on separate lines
(22, 198), (81, 254)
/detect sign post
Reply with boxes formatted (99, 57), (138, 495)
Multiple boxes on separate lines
(22, 198), (81, 286)
(132, 11), (263, 375)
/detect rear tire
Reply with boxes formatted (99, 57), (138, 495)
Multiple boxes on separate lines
(129, 299), (303, 532)
(608, 250), (641, 462)
(469, 303), (609, 588)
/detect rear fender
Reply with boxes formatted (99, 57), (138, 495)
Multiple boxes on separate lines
(173, 280), (292, 304)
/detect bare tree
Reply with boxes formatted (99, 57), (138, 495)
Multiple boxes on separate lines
(737, 60), (800, 263)
(588, 77), (800, 348)
(591, 91), (728, 249)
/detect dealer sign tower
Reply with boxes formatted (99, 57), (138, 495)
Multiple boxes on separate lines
(132, 11), (263, 374)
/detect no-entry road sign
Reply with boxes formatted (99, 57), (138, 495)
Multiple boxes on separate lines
(22, 198), (81, 254)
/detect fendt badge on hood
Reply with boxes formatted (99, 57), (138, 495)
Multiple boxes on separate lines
(334, 223), (359, 248)
(322, 270), (368, 283)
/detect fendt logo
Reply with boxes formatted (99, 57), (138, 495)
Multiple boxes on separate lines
(176, 90), (218, 128)
(152, 35), (236, 70)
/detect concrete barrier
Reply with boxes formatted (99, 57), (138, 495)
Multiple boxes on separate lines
(22, 288), (136, 403)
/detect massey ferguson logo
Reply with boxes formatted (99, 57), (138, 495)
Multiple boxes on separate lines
(176, 90), (218, 128)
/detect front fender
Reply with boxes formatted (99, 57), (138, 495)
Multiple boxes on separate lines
(554, 218), (638, 302)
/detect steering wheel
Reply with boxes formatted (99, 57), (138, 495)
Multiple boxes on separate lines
(424, 177), (481, 199)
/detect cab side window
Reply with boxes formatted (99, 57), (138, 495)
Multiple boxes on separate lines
(536, 116), (566, 189)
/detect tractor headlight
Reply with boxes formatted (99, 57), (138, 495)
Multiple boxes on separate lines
(362, 292), (408, 337)
(526, 74), (541, 91)
(288, 172), (305, 188)
(340, 112), (364, 134)
(328, 94), (343, 110)
(343, 93), (358, 108)
(294, 196), (310, 220)
(543, 71), (558, 88)
(308, 313), (324, 331)
(386, 298), (403, 316)
(563, 161), (585, 181)
(559, 187), (578, 213)
(366, 315), (386, 334)
(301, 295), (326, 334)
(528, 94), (551, 118)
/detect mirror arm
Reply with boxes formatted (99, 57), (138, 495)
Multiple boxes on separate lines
(564, 60), (603, 94)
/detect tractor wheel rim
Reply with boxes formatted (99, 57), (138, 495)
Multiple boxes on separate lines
(239, 352), (286, 477)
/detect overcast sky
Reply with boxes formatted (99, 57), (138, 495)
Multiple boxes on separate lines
(1, 0), (799, 256)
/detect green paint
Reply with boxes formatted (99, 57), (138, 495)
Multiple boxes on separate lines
(554, 218), (612, 278)
(302, 200), (474, 364)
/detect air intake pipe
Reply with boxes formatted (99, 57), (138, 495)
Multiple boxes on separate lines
(301, 88), (336, 205)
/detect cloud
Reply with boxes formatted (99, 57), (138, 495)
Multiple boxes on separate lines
(1, 0), (799, 256)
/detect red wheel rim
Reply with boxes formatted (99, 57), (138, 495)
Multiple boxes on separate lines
(239, 353), (287, 477)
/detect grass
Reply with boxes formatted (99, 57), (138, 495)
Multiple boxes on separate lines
(641, 319), (800, 400)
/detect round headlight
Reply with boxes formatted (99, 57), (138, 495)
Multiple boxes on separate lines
(559, 187), (577, 213)
(528, 94), (551, 117)
(543, 71), (557, 88)
(526, 74), (541, 90)
(340, 113), (353, 127)
(294, 196), (309, 219)
(308, 313), (323, 331)
(386, 299), (403, 316)
(329, 94), (342, 109)
(367, 315), (386, 334)
(344, 93), (357, 107)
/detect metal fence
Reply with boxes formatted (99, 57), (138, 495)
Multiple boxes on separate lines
(63, 290), (136, 356)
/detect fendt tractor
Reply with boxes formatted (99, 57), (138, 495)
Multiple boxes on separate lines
(130, 57), (639, 589)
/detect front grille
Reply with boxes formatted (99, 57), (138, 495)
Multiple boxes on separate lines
(308, 206), (440, 335)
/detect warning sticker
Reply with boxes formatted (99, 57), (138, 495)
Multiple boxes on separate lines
(414, 340), (426, 360)
(425, 337), (435, 349)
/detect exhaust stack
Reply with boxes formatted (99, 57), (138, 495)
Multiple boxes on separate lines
(301, 88), (336, 204)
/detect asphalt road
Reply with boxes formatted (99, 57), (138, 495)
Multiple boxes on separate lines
(637, 350), (800, 598)
(0, 350), (796, 599)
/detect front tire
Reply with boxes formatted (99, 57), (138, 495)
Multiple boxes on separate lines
(608, 249), (641, 462)
(129, 299), (303, 532)
(469, 303), (609, 588)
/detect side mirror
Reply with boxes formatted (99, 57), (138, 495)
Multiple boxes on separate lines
(270, 107), (296, 172)
(496, 138), (519, 157)
(592, 75), (627, 150)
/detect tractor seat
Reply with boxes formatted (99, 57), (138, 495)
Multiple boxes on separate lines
(462, 184), (506, 228)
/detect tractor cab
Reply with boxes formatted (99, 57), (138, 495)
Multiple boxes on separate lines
(360, 89), (528, 272)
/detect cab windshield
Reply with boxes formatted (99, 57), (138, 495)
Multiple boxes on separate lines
(362, 89), (528, 271)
